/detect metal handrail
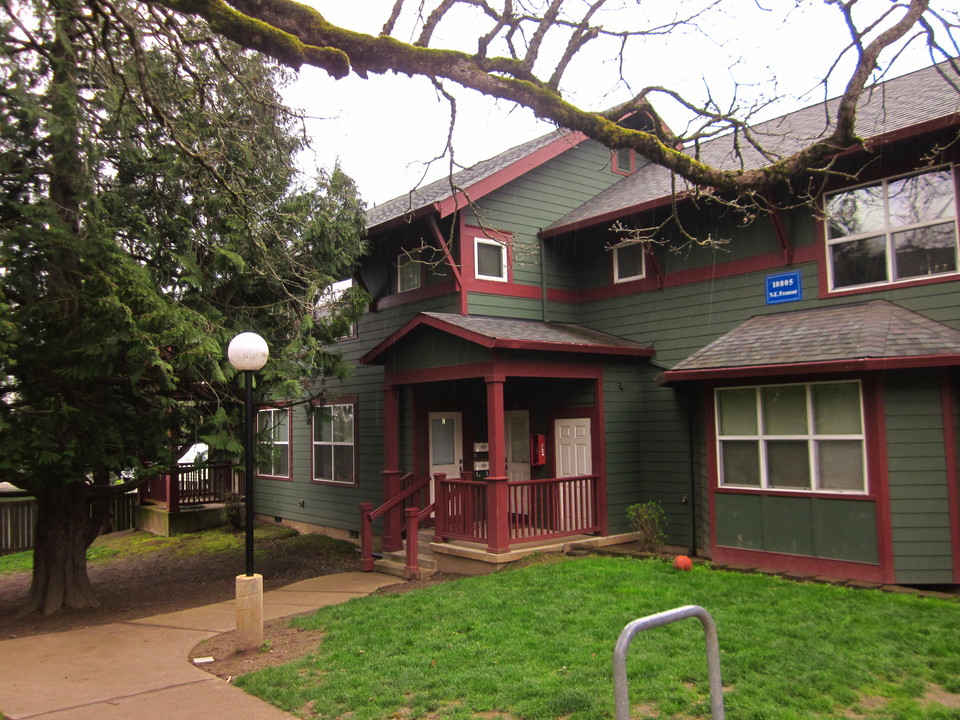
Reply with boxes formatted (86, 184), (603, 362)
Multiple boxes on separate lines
(613, 605), (725, 720)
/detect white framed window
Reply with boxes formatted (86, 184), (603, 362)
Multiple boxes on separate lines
(825, 166), (958, 291)
(312, 402), (356, 484)
(317, 279), (356, 340)
(257, 407), (290, 478)
(613, 241), (645, 283)
(715, 381), (866, 494)
(397, 251), (421, 292)
(474, 237), (507, 282)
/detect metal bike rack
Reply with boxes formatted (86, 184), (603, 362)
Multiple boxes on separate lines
(613, 605), (725, 720)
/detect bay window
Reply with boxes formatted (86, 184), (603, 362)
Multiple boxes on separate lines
(825, 167), (958, 290)
(716, 381), (866, 493)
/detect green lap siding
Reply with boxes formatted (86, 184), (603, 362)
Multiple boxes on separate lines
(714, 494), (878, 563)
(884, 372), (955, 584)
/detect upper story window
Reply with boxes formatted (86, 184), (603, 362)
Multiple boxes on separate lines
(312, 401), (356, 485)
(613, 240), (645, 283)
(257, 407), (290, 478)
(397, 250), (421, 292)
(715, 381), (866, 494)
(474, 238), (507, 282)
(317, 279), (356, 340)
(825, 166), (958, 291)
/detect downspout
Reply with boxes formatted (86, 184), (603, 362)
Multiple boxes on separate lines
(539, 234), (549, 323)
(649, 359), (698, 555)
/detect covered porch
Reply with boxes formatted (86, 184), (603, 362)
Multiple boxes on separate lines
(358, 312), (652, 576)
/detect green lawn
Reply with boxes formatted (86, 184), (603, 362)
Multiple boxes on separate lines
(0, 524), (302, 575)
(237, 556), (960, 720)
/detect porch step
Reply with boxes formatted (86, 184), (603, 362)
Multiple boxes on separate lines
(373, 531), (438, 580)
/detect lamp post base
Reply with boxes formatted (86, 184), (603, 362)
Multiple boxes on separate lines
(235, 573), (263, 651)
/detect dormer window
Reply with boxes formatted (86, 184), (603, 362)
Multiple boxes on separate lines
(613, 240), (645, 283)
(475, 238), (507, 282)
(612, 148), (635, 176)
(397, 250), (421, 292)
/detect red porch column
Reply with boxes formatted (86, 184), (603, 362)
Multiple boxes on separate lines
(485, 377), (510, 553)
(382, 384), (403, 552)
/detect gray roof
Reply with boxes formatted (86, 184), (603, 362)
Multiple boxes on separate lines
(664, 300), (960, 378)
(547, 61), (960, 234)
(365, 130), (573, 231)
(421, 312), (650, 351)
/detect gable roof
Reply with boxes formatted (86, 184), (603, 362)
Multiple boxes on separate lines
(543, 61), (960, 237)
(658, 300), (960, 384)
(361, 312), (653, 365)
(365, 129), (586, 234)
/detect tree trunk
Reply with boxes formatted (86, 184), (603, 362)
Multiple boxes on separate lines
(17, 483), (101, 617)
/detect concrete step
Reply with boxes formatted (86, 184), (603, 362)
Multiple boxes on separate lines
(380, 548), (437, 570)
(373, 555), (438, 579)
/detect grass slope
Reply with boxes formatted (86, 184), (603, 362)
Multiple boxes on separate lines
(237, 556), (960, 720)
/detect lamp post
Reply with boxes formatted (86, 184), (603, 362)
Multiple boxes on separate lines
(227, 331), (269, 651)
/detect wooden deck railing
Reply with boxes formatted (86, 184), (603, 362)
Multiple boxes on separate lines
(507, 475), (601, 540)
(139, 463), (242, 512)
(435, 474), (601, 545)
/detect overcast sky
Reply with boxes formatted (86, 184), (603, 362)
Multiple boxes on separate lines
(281, 2), (951, 207)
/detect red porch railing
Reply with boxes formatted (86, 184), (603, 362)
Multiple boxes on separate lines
(507, 475), (601, 540)
(359, 473), (430, 572)
(434, 474), (601, 544)
(139, 463), (242, 513)
(360, 473), (602, 576)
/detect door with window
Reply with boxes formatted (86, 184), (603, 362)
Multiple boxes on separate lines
(429, 412), (462, 502)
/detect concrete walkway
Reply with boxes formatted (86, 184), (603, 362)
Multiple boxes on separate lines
(0, 572), (397, 720)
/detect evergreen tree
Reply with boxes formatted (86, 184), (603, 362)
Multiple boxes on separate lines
(0, 0), (367, 615)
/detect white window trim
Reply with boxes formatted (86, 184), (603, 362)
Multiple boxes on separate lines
(715, 381), (868, 495)
(312, 401), (357, 485)
(474, 237), (508, 282)
(257, 407), (291, 479)
(397, 251), (421, 292)
(825, 165), (959, 292)
(613, 240), (646, 283)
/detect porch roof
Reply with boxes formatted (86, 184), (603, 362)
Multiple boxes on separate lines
(361, 312), (654, 365)
(658, 300), (960, 384)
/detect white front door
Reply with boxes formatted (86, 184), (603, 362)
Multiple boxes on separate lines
(554, 417), (593, 530)
(504, 410), (531, 483)
(555, 417), (592, 477)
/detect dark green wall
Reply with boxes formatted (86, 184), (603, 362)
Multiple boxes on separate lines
(884, 371), (955, 584)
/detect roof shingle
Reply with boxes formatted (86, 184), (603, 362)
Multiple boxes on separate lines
(546, 61), (960, 234)
(663, 300), (960, 379)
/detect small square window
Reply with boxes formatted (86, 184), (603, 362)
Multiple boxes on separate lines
(613, 241), (645, 283)
(475, 238), (507, 282)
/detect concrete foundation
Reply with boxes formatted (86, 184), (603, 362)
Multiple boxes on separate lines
(136, 503), (228, 537)
(235, 574), (263, 652)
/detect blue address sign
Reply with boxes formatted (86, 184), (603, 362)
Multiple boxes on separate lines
(765, 271), (802, 305)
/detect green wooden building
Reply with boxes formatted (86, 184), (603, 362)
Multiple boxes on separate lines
(255, 61), (960, 585)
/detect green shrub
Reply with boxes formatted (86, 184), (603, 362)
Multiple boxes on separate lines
(625, 501), (666, 553)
